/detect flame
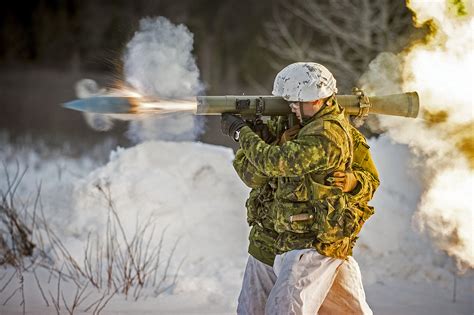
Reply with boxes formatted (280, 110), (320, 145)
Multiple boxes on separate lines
(109, 86), (143, 98)
(382, 0), (474, 269)
(109, 85), (198, 115)
(136, 98), (197, 114)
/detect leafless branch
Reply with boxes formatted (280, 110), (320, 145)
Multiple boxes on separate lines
(3, 286), (21, 305)
(33, 269), (49, 307)
(0, 271), (16, 293)
(262, 0), (413, 92)
(61, 281), (91, 315)
(1, 163), (181, 314)
(48, 290), (61, 315)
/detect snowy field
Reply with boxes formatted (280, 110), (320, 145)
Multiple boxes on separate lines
(0, 135), (473, 315)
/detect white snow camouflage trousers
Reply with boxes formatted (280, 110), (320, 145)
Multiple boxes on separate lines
(237, 249), (372, 315)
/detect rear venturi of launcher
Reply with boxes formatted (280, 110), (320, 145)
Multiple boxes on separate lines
(196, 92), (419, 119)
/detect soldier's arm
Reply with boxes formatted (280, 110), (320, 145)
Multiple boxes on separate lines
(348, 130), (380, 203)
(233, 149), (269, 188)
(238, 126), (342, 177)
(351, 156), (379, 202)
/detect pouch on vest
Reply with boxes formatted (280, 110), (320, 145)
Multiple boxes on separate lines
(246, 186), (274, 227)
(272, 201), (315, 234)
(310, 182), (360, 243)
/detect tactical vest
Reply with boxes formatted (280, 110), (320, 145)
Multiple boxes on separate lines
(247, 103), (361, 265)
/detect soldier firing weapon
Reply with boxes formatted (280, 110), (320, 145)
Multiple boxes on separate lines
(62, 63), (420, 314)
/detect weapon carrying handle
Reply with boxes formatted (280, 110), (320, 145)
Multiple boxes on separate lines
(350, 87), (371, 127)
(352, 87), (371, 118)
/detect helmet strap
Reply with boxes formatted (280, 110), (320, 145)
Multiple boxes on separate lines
(299, 102), (305, 116)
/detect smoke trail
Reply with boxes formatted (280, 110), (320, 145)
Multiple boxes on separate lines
(360, 0), (473, 270)
(123, 17), (204, 142)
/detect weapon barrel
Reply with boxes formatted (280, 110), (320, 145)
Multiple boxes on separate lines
(196, 92), (419, 118)
(196, 96), (289, 115)
(337, 92), (419, 118)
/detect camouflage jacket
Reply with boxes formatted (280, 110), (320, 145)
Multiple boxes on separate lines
(233, 97), (379, 266)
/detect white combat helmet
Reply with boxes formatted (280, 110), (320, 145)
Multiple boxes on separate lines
(272, 62), (338, 102)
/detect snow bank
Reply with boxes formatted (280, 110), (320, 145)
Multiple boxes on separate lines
(70, 141), (250, 305)
(1, 137), (472, 314)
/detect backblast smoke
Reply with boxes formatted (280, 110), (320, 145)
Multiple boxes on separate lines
(123, 17), (204, 142)
(77, 17), (204, 141)
(360, 0), (473, 270)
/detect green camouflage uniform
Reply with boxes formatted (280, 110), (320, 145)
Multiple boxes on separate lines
(233, 96), (379, 266)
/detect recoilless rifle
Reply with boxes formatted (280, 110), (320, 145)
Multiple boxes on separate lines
(63, 89), (420, 126)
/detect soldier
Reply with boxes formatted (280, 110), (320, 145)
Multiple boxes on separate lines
(220, 62), (379, 315)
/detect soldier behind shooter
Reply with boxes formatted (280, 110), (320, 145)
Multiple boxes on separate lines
(221, 62), (379, 315)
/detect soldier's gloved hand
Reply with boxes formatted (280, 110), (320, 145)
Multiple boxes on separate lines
(327, 171), (358, 193)
(279, 125), (301, 144)
(221, 113), (248, 141)
(252, 120), (275, 143)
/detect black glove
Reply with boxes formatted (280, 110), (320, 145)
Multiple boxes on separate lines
(253, 120), (275, 143)
(221, 113), (248, 141)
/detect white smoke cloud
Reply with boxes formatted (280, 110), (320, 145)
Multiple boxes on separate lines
(358, 52), (403, 96)
(123, 17), (204, 142)
(359, 1), (474, 270)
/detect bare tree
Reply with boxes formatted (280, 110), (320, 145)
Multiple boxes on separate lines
(263, 0), (413, 92)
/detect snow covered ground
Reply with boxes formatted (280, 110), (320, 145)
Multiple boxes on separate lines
(0, 135), (472, 314)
